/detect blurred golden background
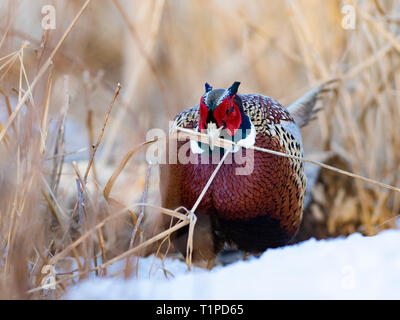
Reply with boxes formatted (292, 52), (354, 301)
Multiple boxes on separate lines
(0, 0), (399, 298)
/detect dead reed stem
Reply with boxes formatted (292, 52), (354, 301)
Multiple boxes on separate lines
(124, 163), (152, 278)
(1, 0), (398, 299)
(174, 127), (400, 194)
(0, 0), (92, 143)
(40, 69), (53, 155)
(83, 83), (121, 184)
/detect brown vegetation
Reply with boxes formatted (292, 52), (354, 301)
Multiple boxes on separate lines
(0, 0), (399, 299)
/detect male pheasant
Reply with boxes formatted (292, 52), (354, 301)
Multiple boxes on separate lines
(160, 81), (329, 263)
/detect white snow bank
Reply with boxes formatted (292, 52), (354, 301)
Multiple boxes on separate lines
(66, 229), (400, 299)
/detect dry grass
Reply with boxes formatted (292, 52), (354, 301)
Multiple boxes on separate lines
(0, 0), (399, 299)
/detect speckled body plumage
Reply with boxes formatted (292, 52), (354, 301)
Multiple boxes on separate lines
(160, 93), (307, 260)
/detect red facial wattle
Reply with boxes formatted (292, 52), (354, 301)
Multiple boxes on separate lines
(213, 95), (242, 136)
(199, 96), (208, 132)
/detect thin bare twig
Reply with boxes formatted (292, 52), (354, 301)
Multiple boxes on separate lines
(130, 164), (152, 248)
(0, 0), (92, 143)
(124, 163), (152, 278)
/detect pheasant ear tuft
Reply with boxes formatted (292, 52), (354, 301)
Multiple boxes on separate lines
(228, 81), (240, 95)
(205, 82), (213, 93)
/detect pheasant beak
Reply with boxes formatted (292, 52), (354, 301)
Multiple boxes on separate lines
(206, 123), (223, 151)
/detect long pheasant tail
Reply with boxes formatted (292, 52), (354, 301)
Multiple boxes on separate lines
(287, 79), (338, 127)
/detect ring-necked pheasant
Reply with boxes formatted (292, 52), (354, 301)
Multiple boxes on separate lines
(159, 81), (332, 264)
